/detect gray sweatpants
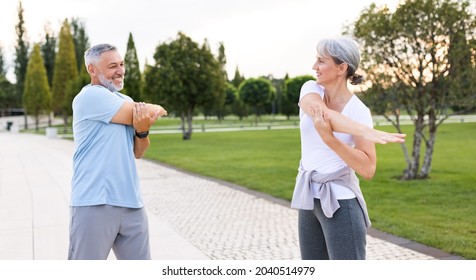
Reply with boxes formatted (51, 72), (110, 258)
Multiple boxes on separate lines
(68, 205), (151, 260)
(298, 198), (367, 260)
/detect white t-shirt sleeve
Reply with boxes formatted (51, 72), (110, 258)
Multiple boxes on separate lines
(347, 97), (374, 129)
(298, 80), (324, 118)
(299, 80), (324, 104)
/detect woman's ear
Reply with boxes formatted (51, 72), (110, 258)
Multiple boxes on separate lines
(338, 63), (349, 76)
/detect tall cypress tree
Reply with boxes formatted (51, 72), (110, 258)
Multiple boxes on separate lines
(231, 66), (244, 88)
(52, 19), (77, 131)
(14, 0), (30, 108)
(23, 44), (51, 131)
(123, 32), (142, 101)
(70, 17), (89, 73)
(40, 24), (57, 88)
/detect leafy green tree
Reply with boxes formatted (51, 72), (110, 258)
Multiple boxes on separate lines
(40, 24), (57, 88)
(0, 45), (6, 76)
(231, 93), (249, 120)
(123, 32), (142, 101)
(143, 32), (225, 140)
(40, 23), (57, 126)
(201, 40), (227, 119)
(0, 76), (16, 113)
(0, 51), (16, 116)
(238, 77), (276, 124)
(353, 0), (476, 180)
(0, 47), (14, 111)
(214, 42), (229, 120)
(282, 75), (314, 119)
(23, 44), (51, 131)
(217, 82), (237, 119)
(446, 6), (476, 113)
(14, 0), (30, 108)
(52, 19), (78, 132)
(66, 63), (90, 123)
(217, 42), (228, 81)
(266, 75), (283, 116)
(273, 73), (288, 115)
(231, 66), (245, 88)
(70, 17), (89, 73)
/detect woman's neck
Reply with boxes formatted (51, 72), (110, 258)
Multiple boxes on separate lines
(322, 82), (353, 112)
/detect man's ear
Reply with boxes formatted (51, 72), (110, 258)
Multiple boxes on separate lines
(87, 64), (97, 77)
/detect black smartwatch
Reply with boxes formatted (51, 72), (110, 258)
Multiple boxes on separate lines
(135, 130), (149, 139)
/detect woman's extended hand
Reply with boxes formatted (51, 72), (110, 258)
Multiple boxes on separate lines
(364, 129), (406, 144)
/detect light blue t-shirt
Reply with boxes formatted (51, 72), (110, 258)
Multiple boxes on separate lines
(71, 84), (143, 208)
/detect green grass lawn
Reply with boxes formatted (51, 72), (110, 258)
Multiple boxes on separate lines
(145, 122), (476, 259)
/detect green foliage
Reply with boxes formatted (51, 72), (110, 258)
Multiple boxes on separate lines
(0, 75), (15, 109)
(40, 24), (57, 87)
(70, 17), (89, 74)
(354, 0), (475, 113)
(0, 45), (6, 76)
(14, 0), (30, 107)
(282, 75), (314, 117)
(23, 44), (51, 130)
(143, 32), (226, 139)
(268, 76), (285, 116)
(353, 0), (476, 179)
(217, 42), (228, 81)
(230, 85), (250, 120)
(231, 66), (245, 88)
(68, 63), (90, 105)
(238, 77), (276, 118)
(123, 32), (142, 101)
(52, 19), (78, 129)
(0, 46), (14, 111)
(213, 42), (229, 120)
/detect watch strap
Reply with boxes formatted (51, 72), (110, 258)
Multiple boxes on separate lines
(135, 130), (149, 138)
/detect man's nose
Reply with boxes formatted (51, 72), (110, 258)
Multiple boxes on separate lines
(118, 66), (125, 75)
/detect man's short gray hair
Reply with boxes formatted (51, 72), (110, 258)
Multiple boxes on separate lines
(84, 44), (117, 69)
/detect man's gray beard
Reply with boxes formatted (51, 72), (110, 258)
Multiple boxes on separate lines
(98, 73), (124, 92)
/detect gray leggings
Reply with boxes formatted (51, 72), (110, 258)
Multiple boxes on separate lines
(298, 198), (367, 260)
(68, 205), (151, 260)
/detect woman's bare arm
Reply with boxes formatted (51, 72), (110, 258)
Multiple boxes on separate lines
(300, 93), (405, 144)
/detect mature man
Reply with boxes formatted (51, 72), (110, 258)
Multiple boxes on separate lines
(69, 43), (166, 260)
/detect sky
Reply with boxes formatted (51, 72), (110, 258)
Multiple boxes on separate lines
(0, 0), (400, 83)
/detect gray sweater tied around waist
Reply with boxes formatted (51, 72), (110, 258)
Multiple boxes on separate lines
(291, 161), (371, 228)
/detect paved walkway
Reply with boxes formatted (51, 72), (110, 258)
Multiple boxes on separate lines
(0, 132), (462, 260)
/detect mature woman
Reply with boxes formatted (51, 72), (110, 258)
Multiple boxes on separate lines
(291, 36), (405, 260)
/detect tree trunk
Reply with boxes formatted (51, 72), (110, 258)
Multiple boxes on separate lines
(180, 112), (187, 139)
(402, 114), (424, 180)
(24, 110), (28, 130)
(186, 107), (193, 140)
(63, 113), (68, 134)
(419, 111), (438, 178)
(181, 108), (193, 140)
(385, 112), (411, 166)
(35, 113), (39, 132)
